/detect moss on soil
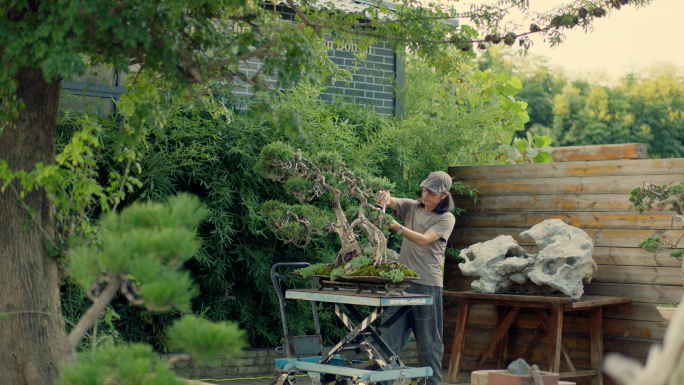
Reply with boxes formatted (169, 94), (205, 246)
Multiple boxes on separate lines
(310, 262), (418, 279)
(315, 266), (334, 276)
(348, 263), (418, 277)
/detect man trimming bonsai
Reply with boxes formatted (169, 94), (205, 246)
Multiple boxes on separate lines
(375, 171), (456, 385)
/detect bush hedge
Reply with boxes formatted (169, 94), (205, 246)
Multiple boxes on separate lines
(59, 66), (526, 351)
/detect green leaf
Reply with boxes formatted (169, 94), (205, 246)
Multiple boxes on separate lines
(533, 152), (554, 163)
(534, 135), (553, 148)
(513, 139), (528, 153)
(503, 83), (518, 96)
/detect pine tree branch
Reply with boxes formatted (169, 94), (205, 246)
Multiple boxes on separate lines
(64, 273), (122, 361)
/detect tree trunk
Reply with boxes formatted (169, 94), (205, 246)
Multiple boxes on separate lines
(335, 225), (361, 267)
(0, 68), (66, 385)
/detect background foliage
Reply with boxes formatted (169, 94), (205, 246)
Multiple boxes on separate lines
(480, 47), (684, 158)
(58, 54), (530, 350)
(0, 1), (662, 384)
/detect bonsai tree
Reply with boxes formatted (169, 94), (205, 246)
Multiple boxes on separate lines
(630, 181), (684, 287)
(255, 141), (415, 281)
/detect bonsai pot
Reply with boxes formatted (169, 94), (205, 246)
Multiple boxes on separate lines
(488, 369), (560, 385)
(657, 305), (677, 321)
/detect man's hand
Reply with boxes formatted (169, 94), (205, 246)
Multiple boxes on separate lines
(383, 218), (400, 230)
(375, 190), (396, 210)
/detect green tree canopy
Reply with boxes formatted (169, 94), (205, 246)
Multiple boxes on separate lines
(0, 1), (657, 384)
(534, 64), (684, 157)
(50, 66), (535, 356)
(477, 47), (684, 158)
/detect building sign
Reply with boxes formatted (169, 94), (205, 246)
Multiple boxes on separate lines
(323, 40), (372, 54)
(231, 24), (371, 54)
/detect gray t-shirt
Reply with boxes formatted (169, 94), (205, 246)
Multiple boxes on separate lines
(394, 198), (456, 287)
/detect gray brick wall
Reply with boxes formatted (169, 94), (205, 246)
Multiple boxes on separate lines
(232, 38), (399, 117)
(321, 40), (397, 117)
(61, 40), (401, 118)
(165, 341), (419, 380)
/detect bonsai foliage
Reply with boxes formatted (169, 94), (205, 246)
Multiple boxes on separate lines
(256, 141), (396, 271)
(62, 193), (246, 376)
(630, 182), (684, 285)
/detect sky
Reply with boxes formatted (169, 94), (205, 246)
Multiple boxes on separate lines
(464, 0), (683, 80)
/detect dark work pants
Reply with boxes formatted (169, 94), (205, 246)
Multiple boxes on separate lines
(378, 282), (443, 385)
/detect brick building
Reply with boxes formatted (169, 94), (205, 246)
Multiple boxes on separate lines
(59, 0), (459, 117)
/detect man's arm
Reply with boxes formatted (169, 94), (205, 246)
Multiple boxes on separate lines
(386, 221), (442, 246)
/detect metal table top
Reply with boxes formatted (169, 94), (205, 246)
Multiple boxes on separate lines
(285, 288), (433, 307)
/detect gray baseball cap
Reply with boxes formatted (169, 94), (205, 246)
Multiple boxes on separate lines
(420, 171), (452, 194)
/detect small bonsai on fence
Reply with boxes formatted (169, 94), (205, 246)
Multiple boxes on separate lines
(255, 141), (417, 282)
(630, 181), (684, 287)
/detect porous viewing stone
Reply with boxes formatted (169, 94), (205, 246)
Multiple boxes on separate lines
(458, 219), (597, 299)
(508, 358), (531, 375)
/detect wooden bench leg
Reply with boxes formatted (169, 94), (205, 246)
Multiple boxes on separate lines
(447, 299), (470, 383)
(591, 307), (603, 385)
(548, 304), (563, 373)
(496, 306), (509, 369)
(535, 309), (575, 372)
(477, 307), (521, 365)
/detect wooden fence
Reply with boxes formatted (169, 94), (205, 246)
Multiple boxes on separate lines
(442, 143), (684, 384)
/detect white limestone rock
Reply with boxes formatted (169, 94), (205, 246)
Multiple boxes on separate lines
(458, 219), (597, 299)
(521, 219), (597, 299)
(458, 235), (536, 294)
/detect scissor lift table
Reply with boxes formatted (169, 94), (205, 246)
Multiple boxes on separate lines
(271, 263), (433, 385)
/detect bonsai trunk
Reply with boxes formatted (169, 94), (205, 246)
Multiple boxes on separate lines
(0, 68), (66, 385)
(329, 190), (362, 267)
(334, 225), (362, 267)
(359, 222), (388, 266)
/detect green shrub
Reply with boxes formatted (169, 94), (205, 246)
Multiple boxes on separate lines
(57, 88), (399, 349)
(58, 78), (526, 351)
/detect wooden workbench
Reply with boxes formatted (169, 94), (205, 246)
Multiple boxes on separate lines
(444, 291), (631, 385)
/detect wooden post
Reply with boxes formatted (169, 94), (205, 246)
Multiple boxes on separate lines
(548, 304), (563, 373)
(534, 309), (575, 372)
(591, 307), (603, 385)
(495, 307), (509, 369)
(447, 299), (470, 383)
